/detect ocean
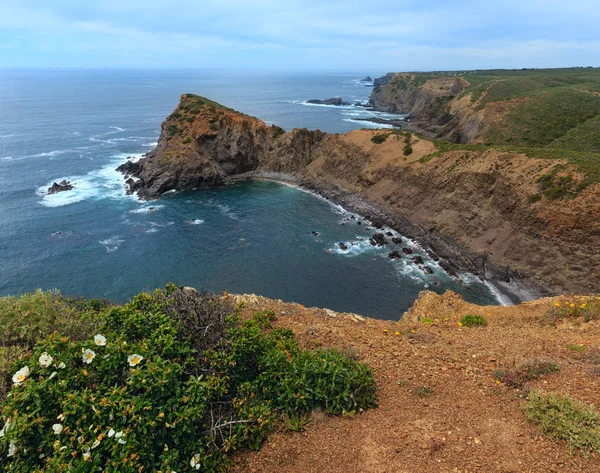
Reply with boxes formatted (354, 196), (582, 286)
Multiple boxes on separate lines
(0, 68), (500, 319)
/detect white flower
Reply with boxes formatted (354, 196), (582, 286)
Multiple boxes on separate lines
(94, 334), (106, 346)
(108, 428), (115, 438)
(82, 349), (96, 364)
(118, 438), (126, 445)
(114, 431), (124, 439)
(57, 362), (66, 369)
(48, 371), (57, 380)
(91, 439), (101, 449)
(52, 423), (63, 435)
(190, 454), (202, 469)
(12, 366), (30, 385)
(127, 354), (143, 367)
(83, 452), (91, 460)
(0, 419), (10, 438)
(39, 352), (53, 368)
(7, 442), (16, 457)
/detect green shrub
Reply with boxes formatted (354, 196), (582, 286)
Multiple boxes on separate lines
(371, 133), (390, 144)
(403, 145), (413, 156)
(182, 137), (192, 144)
(0, 290), (102, 401)
(568, 344), (586, 353)
(523, 391), (600, 455)
(459, 314), (488, 327)
(420, 317), (434, 325)
(0, 287), (377, 472)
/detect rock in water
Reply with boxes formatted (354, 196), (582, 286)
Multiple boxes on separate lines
(370, 233), (388, 246)
(392, 237), (402, 244)
(338, 242), (348, 251)
(388, 250), (402, 260)
(306, 97), (349, 106)
(47, 180), (74, 194)
(362, 76), (373, 82)
(402, 247), (413, 255)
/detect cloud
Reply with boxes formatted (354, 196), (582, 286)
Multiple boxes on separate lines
(0, 1), (599, 69)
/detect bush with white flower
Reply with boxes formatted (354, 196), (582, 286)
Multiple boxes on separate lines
(0, 285), (377, 472)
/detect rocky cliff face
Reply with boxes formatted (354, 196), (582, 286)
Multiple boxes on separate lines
(118, 94), (600, 296)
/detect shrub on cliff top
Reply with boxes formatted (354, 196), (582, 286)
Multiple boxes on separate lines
(524, 391), (600, 455)
(459, 314), (488, 327)
(0, 290), (103, 401)
(0, 286), (377, 472)
(371, 133), (390, 144)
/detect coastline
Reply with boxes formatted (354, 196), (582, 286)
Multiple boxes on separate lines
(232, 169), (545, 306)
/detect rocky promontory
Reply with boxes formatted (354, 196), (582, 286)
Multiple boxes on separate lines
(117, 93), (600, 296)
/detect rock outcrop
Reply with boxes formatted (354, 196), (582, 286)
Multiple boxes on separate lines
(47, 180), (74, 194)
(116, 93), (600, 296)
(307, 97), (349, 106)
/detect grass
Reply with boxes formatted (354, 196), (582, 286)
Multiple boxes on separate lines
(543, 297), (600, 325)
(568, 344), (586, 353)
(0, 290), (104, 400)
(377, 68), (600, 186)
(460, 314), (488, 327)
(413, 386), (434, 398)
(524, 391), (600, 455)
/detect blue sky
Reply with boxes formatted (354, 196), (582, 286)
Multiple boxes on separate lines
(1, 0), (599, 70)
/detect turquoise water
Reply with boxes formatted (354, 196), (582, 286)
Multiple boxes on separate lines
(0, 69), (499, 318)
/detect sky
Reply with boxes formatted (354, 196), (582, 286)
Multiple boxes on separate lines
(0, 0), (599, 71)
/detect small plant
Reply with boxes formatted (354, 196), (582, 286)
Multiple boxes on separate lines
(495, 358), (560, 389)
(183, 136), (192, 144)
(371, 133), (390, 144)
(568, 344), (586, 353)
(523, 391), (600, 455)
(460, 314), (488, 327)
(420, 317), (434, 325)
(403, 145), (413, 156)
(544, 297), (600, 324)
(285, 414), (310, 432)
(413, 386), (434, 398)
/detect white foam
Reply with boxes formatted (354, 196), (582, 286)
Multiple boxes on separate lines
(342, 119), (396, 129)
(99, 236), (124, 253)
(189, 219), (205, 225)
(145, 228), (159, 233)
(108, 126), (125, 132)
(0, 134), (15, 138)
(143, 141), (158, 148)
(129, 204), (164, 214)
(38, 154), (144, 208)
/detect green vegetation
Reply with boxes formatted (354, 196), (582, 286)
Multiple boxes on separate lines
(524, 391), (600, 455)
(0, 286), (377, 472)
(182, 136), (192, 144)
(0, 290), (105, 400)
(371, 133), (390, 144)
(459, 314), (488, 327)
(544, 297), (600, 325)
(420, 317), (434, 325)
(386, 68), (600, 186)
(568, 344), (586, 353)
(413, 386), (434, 398)
(495, 359), (560, 389)
(403, 145), (413, 156)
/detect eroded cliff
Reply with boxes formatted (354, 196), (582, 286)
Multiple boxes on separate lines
(118, 94), (600, 296)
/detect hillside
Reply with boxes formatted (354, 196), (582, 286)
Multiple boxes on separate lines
(230, 291), (600, 473)
(3, 289), (599, 472)
(117, 94), (600, 297)
(369, 68), (600, 184)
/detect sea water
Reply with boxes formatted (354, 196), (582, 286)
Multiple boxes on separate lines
(0, 69), (499, 319)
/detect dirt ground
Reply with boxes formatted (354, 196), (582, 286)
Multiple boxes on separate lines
(229, 291), (600, 473)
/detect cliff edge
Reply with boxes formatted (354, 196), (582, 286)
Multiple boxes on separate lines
(117, 93), (600, 296)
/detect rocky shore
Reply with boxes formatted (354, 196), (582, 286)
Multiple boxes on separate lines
(116, 93), (600, 298)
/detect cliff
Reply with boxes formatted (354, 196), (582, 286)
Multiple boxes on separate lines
(118, 93), (600, 296)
